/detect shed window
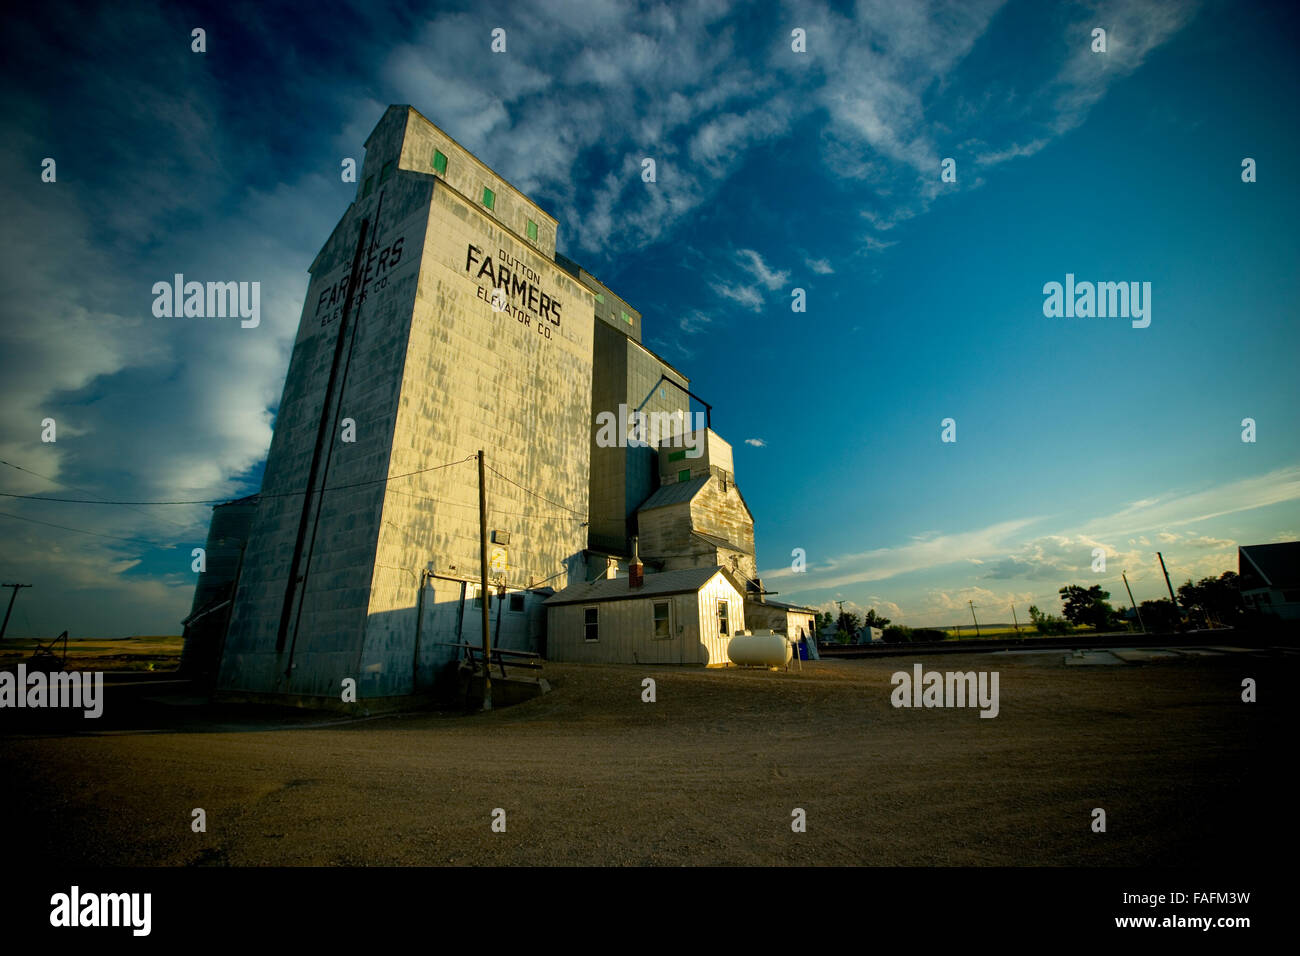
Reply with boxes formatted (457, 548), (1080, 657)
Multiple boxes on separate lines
(653, 602), (671, 639)
(482, 186), (496, 210)
(380, 160), (395, 183)
(584, 606), (599, 642)
(527, 219), (539, 241)
(509, 593), (525, 613)
(717, 600), (730, 636)
(678, 469), (691, 482)
(432, 149), (448, 174)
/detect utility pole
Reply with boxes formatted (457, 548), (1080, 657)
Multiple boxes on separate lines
(478, 450), (492, 712)
(1122, 571), (1145, 633)
(968, 600), (980, 637)
(1011, 603), (1020, 636)
(0, 584), (31, 641)
(1157, 552), (1179, 610)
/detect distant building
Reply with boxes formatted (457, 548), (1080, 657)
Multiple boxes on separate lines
(1238, 542), (1300, 621)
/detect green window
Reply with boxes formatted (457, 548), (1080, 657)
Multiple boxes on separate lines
(668, 450), (686, 462)
(482, 186), (495, 210)
(621, 310), (633, 324)
(595, 292), (604, 303)
(380, 160), (395, 183)
(362, 176), (374, 198)
(678, 469), (691, 482)
(432, 149), (447, 174)
(527, 219), (538, 241)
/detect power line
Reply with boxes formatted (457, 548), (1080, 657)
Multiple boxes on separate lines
(0, 454), (476, 506)
(0, 458), (192, 529)
(0, 509), (172, 546)
(484, 463), (587, 517)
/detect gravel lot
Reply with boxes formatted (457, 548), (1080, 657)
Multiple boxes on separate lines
(1, 649), (1288, 866)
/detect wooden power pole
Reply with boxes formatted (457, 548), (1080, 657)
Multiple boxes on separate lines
(0, 584), (31, 641)
(478, 450), (492, 712)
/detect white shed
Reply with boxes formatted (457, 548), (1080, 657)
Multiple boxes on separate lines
(544, 566), (748, 666)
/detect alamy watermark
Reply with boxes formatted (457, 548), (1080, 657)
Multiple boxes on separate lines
(890, 663), (999, 718)
(1042, 273), (1150, 329)
(50, 886), (150, 936)
(0, 665), (103, 718)
(152, 274), (260, 328)
(594, 404), (706, 452)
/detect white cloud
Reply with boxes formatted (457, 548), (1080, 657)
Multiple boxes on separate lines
(745, 438), (767, 447)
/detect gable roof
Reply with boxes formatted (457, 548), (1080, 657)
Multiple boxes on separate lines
(1239, 542), (1300, 589)
(544, 566), (739, 606)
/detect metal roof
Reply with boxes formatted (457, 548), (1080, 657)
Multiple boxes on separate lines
(752, 597), (819, 613)
(638, 475), (710, 511)
(692, 530), (752, 555)
(544, 566), (736, 606)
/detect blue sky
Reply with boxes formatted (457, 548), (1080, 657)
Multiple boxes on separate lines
(1, 0), (1297, 636)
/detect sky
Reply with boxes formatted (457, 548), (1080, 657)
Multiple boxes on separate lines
(1, 0), (1297, 637)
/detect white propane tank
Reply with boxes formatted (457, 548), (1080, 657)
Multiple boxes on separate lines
(727, 629), (792, 667)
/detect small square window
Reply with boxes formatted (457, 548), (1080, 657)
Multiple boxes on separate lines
(482, 186), (495, 210)
(678, 469), (691, 482)
(380, 160), (395, 183)
(621, 310), (633, 324)
(527, 219), (538, 241)
(669, 450), (686, 462)
(362, 176), (374, 198)
(509, 593), (525, 613)
(432, 149), (447, 174)
(584, 606), (599, 642)
(595, 292), (604, 303)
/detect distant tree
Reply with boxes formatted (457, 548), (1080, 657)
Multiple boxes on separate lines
(815, 611), (834, 633)
(1059, 584), (1118, 631)
(882, 625), (912, 644)
(1176, 571), (1244, 627)
(911, 628), (949, 642)
(834, 629), (851, 644)
(836, 611), (861, 640)
(1137, 598), (1181, 632)
(862, 608), (891, 630)
(1028, 604), (1071, 636)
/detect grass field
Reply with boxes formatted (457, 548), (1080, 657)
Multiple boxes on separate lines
(0, 635), (183, 672)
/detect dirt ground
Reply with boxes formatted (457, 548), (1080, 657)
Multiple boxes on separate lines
(0, 647), (1289, 866)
